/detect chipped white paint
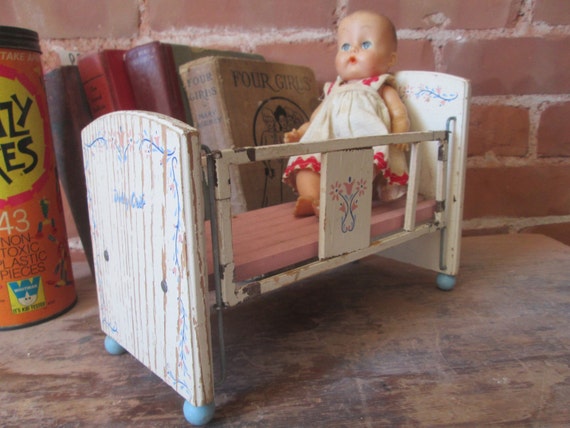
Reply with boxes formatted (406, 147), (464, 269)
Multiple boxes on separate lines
(82, 112), (213, 407)
(320, 148), (373, 259)
(82, 71), (470, 419)
(381, 71), (471, 275)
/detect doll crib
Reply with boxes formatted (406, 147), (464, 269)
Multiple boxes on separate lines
(81, 70), (470, 425)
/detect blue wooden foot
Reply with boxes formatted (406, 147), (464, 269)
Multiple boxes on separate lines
(183, 400), (215, 426)
(436, 273), (456, 291)
(104, 335), (126, 355)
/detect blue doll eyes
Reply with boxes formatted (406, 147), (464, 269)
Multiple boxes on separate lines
(340, 41), (373, 51)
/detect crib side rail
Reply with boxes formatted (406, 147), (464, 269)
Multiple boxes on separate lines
(208, 130), (448, 307)
(210, 130), (445, 201)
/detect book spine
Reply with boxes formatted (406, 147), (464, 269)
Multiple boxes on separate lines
(77, 53), (115, 118)
(179, 61), (233, 151)
(104, 50), (136, 111)
(162, 44), (187, 122)
(125, 43), (186, 122)
(180, 60), (249, 212)
(44, 66), (95, 273)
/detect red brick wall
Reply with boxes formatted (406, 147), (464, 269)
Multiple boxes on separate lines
(2, 0), (570, 245)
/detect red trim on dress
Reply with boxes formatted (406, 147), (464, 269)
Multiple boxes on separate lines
(362, 76), (380, 86)
(373, 152), (408, 185)
(283, 155), (321, 178)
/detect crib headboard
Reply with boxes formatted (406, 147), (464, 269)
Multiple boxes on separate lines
(384, 71), (471, 276)
(395, 71), (470, 199)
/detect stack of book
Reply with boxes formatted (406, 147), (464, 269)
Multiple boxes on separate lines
(45, 43), (320, 261)
(76, 42), (265, 124)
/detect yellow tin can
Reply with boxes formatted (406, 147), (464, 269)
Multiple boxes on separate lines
(0, 26), (76, 329)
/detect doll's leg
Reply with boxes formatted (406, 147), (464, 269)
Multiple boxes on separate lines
(373, 147), (408, 202)
(294, 169), (320, 217)
(374, 169), (407, 202)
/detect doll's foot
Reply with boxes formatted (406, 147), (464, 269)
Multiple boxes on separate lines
(312, 199), (320, 217)
(294, 196), (317, 217)
(377, 184), (407, 202)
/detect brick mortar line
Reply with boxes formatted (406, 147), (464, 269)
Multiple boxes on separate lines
(132, 22), (570, 46)
(137, 0), (152, 38)
(38, 0), (570, 172)
(528, 102), (540, 161)
(40, 23), (570, 55)
(167, 28), (336, 51)
(131, 0), (569, 44)
(39, 0), (570, 69)
(37, 0), (570, 49)
(335, 0), (349, 22)
(469, 94), (569, 168)
(398, 25), (570, 43)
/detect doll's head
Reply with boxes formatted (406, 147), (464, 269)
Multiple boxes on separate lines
(335, 11), (398, 82)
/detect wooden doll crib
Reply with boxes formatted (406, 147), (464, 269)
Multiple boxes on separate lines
(81, 70), (470, 425)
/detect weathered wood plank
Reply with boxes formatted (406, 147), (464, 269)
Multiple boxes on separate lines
(2, 234), (569, 427)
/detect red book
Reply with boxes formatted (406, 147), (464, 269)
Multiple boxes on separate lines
(124, 42), (186, 122)
(77, 49), (136, 118)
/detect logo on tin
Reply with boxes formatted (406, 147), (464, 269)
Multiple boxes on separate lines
(0, 65), (50, 207)
(7, 275), (46, 314)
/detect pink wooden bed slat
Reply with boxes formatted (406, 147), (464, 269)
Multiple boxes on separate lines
(206, 198), (436, 282)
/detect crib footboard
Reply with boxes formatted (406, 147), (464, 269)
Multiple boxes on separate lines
(82, 111), (215, 424)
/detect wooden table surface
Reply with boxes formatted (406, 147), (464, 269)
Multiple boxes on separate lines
(2, 233), (569, 427)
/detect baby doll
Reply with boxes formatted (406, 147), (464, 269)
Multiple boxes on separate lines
(282, 11), (410, 217)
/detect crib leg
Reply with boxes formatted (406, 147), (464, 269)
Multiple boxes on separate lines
(104, 335), (126, 355)
(183, 400), (215, 426)
(436, 273), (456, 291)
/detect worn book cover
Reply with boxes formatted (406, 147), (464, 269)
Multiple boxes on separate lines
(125, 42), (187, 122)
(179, 57), (320, 212)
(45, 65), (95, 273)
(77, 49), (136, 118)
(171, 45), (264, 125)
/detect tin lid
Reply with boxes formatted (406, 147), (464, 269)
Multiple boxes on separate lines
(0, 26), (40, 53)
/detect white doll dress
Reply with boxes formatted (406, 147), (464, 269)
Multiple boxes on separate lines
(282, 73), (408, 201)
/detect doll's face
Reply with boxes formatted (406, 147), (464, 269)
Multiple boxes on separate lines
(335, 12), (398, 82)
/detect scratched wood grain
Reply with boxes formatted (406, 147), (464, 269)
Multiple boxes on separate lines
(81, 111), (213, 408)
(2, 234), (569, 426)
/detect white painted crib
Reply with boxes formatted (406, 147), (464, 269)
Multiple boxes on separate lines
(81, 71), (470, 425)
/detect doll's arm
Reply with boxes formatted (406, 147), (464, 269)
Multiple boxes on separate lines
(284, 121), (311, 143)
(382, 85), (411, 150)
(284, 102), (323, 143)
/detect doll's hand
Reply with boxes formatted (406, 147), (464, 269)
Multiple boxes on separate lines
(394, 143), (410, 152)
(284, 129), (302, 143)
